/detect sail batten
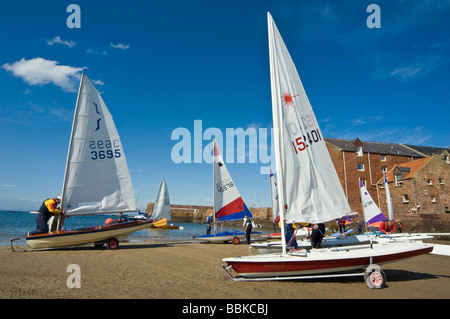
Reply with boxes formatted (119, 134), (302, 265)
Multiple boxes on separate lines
(62, 74), (137, 216)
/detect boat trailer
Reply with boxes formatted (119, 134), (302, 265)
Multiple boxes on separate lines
(221, 259), (386, 289)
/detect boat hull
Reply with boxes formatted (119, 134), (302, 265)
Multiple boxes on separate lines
(194, 231), (262, 243)
(152, 225), (180, 229)
(223, 242), (433, 278)
(25, 219), (153, 249)
(252, 235), (371, 254)
(252, 232), (435, 254)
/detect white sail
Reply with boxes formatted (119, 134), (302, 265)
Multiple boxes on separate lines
(62, 74), (137, 216)
(384, 173), (394, 221)
(359, 178), (384, 227)
(268, 12), (350, 224)
(152, 179), (171, 221)
(269, 167), (279, 223)
(213, 139), (252, 221)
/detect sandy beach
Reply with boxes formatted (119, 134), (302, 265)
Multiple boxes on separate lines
(1, 240), (449, 300)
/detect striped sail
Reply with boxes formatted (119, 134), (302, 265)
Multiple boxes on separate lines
(213, 140), (251, 221)
(359, 179), (385, 227)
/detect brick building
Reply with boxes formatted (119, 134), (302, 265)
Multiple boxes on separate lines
(325, 138), (424, 211)
(325, 138), (450, 231)
(376, 154), (450, 231)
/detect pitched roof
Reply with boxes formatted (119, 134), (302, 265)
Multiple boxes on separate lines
(381, 157), (432, 183)
(325, 138), (426, 157)
(402, 144), (450, 156)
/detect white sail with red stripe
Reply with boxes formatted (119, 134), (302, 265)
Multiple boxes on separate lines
(213, 140), (252, 221)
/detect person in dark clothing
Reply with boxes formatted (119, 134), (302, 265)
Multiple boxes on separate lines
(243, 215), (253, 244)
(28, 197), (63, 235)
(285, 223), (298, 249)
(117, 212), (128, 223)
(337, 217), (346, 234)
(310, 223), (326, 249)
(206, 214), (213, 235)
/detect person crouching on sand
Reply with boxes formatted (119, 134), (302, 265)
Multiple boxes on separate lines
(28, 196), (63, 235)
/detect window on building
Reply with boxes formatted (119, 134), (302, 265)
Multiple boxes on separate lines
(402, 194), (409, 203)
(380, 155), (386, 161)
(427, 179), (433, 186)
(361, 179), (367, 187)
(395, 174), (402, 186)
(357, 163), (364, 171)
(381, 166), (387, 173)
(431, 196), (437, 203)
(444, 155), (449, 164)
(439, 178), (444, 185)
(356, 146), (363, 156)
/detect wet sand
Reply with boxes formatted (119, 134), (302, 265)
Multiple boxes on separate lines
(1, 241), (449, 300)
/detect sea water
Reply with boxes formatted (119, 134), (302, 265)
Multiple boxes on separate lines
(0, 210), (250, 247)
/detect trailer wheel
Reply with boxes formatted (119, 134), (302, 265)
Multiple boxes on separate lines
(106, 238), (119, 250)
(365, 264), (386, 289)
(232, 237), (240, 245)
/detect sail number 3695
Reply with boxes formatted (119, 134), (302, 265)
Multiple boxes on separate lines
(89, 139), (122, 160)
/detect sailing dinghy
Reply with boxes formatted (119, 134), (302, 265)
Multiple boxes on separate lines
(25, 73), (153, 250)
(359, 178), (433, 242)
(149, 179), (180, 229)
(194, 140), (261, 244)
(222, 13), (433, 283)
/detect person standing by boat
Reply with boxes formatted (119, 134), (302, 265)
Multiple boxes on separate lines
(357, 221), (362, 234)
(206, 213), (213, 235)
(379, 220), (396, 234)
(28, 196), (63, 235)
(310, 223), (326, 248)
(337, 217), (346, 235)
(243, 215), (253, 244)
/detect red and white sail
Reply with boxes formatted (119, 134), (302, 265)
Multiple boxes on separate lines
(213, 140), (252, 221)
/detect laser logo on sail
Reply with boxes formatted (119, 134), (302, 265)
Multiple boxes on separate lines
(282, 90), (298, 107)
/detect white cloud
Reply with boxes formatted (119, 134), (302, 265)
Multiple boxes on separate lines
(110, 42), (130, 50)
(92, 79), (105, 86)
(86, 49), (108, 55)
(389, 56), (448, 81)
(2, 57), (83, 92)
(46, 36), (76, 48)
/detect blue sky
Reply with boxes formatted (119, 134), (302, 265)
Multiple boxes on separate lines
(1, 0), (449, 211)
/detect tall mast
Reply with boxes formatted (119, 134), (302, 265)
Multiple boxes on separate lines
(267, 12), (287, 255)
(212, 138), (216, 234)
(58, 72), (85, 229)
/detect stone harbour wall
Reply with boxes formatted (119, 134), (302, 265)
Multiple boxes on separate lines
(145, 203), (450, 232)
